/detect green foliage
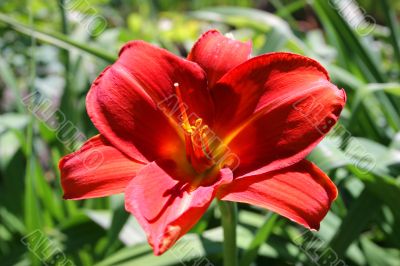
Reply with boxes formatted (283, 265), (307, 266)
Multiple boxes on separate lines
(0, 0), (400, 265)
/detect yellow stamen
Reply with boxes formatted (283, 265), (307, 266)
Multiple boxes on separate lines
(174, 82), (215, 173)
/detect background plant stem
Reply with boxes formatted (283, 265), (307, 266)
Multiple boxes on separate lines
(218, 200), (238, 266)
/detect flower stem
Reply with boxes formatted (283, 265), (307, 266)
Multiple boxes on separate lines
(218, 200), (238, 266)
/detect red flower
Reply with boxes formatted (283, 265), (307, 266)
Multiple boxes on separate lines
(59, 30), (346, 255)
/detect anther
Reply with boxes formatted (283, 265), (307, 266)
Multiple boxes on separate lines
(195, 118), (202, 128)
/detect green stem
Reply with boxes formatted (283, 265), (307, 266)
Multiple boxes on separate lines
(218, 200), (238, 266)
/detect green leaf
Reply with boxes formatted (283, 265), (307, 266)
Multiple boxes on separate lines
(379, 0), (400, 70)
(329, 189), (381, 257)
(191, 7), (292, 35)
(240, 213), (279, 266)
(103, 204), (131, 256)
(95, 234), (221, 266)
(360, 236), (400, 266)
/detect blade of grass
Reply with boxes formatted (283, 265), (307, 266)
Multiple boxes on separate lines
(103, 203), (130, 257)
(57, 0), (76, 124)
(313, 0), (400, 133)
(313, 0), (384, 82)
(239, 212), (279, 266)
(269, 0), (299, 30)
(379, 0), (400, 70)
(23, 6), (42, 265)
(0, 13), (116, 62)
(329, 189), (381, 257)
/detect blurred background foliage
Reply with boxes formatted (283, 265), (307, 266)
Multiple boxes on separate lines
(1, 0), (400, 265)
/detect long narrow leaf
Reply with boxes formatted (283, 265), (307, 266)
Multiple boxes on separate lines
(0, 13), (116, 62)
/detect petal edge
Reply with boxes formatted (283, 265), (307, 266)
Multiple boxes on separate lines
(188, 29), (252, 88)
(125, 162), (232, 255)
(60, 135), (145, 200)
(217, 160), (338, 230)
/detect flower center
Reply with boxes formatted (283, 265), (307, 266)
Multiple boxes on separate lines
(174, 83), (215, 173)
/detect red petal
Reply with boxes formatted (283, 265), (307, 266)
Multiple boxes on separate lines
(59, 135), (145, 200)
(212, 52), (333, 136)
(117, 41), (214, 125)
(87, 41), (214, 163)
(188, 29), (252, 88)
(213, 53), (346, 176)
(125, 162), (232, 255)
(217, 160), (338, 230)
